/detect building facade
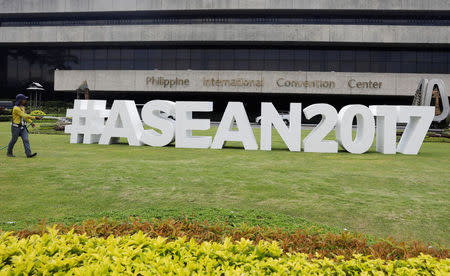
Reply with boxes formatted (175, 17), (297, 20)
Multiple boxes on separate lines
(0, 0), (449, 117)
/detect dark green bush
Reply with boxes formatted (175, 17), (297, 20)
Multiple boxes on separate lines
(0, 115), (12, 122)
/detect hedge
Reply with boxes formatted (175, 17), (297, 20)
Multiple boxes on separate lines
(0, 115), (12, 122)
(1, 229), (448, 275)
(12, 218), (449, 261)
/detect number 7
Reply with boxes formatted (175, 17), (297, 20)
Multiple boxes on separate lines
(396, 106), (434, 155)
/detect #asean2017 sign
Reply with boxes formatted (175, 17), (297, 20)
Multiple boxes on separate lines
(65, 100), (435, 155)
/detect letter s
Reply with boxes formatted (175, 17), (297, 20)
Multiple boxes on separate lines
(140, 100), (176, 147)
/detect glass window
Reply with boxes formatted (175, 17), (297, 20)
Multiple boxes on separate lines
(107, 59), (120, 69)
(94, 49), (107, 59)
(220, 49), (234, 70)
(30, 62), (41, 80)
(176, 49), (190, 70)
(294, 49), (308, 71)
(94, 49), (107, 70)
(264, 49), (279, 70)
(355, 50), (370, 72)
(235, 49), (249, 70)
(309, 50), (325, 71)
(205, 49), (220, 70)
(17, 56), (30, 82)
(120, 49), (134, 70)
(190, 49), (203, 70)
(340, 50), (354, 72)
(121, 49), (134, 60)
(249, 49), (264, 70)
(94, 59), (106, 70)
(108, 49), (120, 59)
(431, 51), (447, 73)
(67, 49), (80, 70)
(371, 50), (387, 72)
(161, 49), (176, 70)
(80, 49), (94, 60)
(148, 49), (162, 69)
(134, 49), (148, 70)
(41, 63), (54, 83)
(279, 49), (294, 71)
(6, 53), (18, 83)
(386, 51), (401, 73)
(325, 50), (339, 71)
(401, 51), (416, 73)
(416, 51), (432, 73)
(105, 49), (119, 69)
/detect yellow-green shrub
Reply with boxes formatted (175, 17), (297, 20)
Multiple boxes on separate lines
(30, 110), (46, 116)
(0, 228), (448, 275)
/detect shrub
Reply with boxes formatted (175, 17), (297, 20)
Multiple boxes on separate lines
(1, 229), (448, 274)
(0, 109), (11, 115)
(12, 218), (448, 261)
(0, 115), (12, 122)
(30, 110), (46, 116)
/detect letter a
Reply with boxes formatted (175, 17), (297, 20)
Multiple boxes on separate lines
(99, 100), (144, 146)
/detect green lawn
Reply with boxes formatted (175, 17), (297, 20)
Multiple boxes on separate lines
(0, 122), (448, 245)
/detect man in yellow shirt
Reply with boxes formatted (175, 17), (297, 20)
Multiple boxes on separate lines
(7, 94), (41, 158)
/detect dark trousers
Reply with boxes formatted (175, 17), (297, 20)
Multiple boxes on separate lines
(7, 125), (32, 156)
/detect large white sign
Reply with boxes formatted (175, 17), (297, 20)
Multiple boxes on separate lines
(65, 100), (434, 155)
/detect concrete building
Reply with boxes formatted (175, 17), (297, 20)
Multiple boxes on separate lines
(0, 0), (449, 118)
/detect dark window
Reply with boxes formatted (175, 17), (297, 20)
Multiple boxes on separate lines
(371, 50), (387, 72)
(325, 50), (339, 71)
(221, 49), (234, 70)
(309, 50), (325, 71)
(94, 49), (107, 70)
(264, 49), (279, 70)
(176, 49), (190, 70)
(2, 12), (450, 27)
(190, 49), (202, 70)
(134, 49), (148, 70)
(340, 50), (354, 72)
(249, 49), (264, 70)
(161, 49), (176, 70)
(355, 50), (370, 72)
(121, 49), (134, 70)
(431, 51), (447, 74)
(205, 49), (220, 70)
(294, 49), (308, 71)
(279, 49), (294, 71)
(148, 49), (161, 69)
(80, 49), (94, 70)
(67, 49), (80, 70)
(235, 49), (249, 70)
(6, 52), (18, 83)
(401, 51), (416, 73)
(386, 51), (401, 73)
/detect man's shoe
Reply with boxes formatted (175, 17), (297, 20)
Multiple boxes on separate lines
(7, 153), (15, 157)
(27, 153), (37, 158)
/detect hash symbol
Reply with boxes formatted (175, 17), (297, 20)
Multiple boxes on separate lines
(65, 100), (110, 144)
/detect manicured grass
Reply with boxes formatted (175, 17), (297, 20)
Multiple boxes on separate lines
(0, 122), (448, 245)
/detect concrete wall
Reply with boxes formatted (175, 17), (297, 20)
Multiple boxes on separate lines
(54, 70), (450, 96)
(1, 24), (449, 45)
(1, 0), (449, 14)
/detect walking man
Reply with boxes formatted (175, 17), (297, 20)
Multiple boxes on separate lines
(7, 94), (41, 158)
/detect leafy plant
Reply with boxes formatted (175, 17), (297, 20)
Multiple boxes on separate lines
(1, 228), (448, 274)
(30, 110), (46, 116)
(11, 218), (448, 261)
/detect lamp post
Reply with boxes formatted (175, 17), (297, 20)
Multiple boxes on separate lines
(26, 82), (45, 110)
